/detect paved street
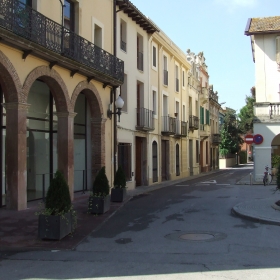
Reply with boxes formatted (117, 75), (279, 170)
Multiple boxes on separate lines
(1, 165), (280, 279)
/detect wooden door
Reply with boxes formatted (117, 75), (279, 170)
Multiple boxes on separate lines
(135, 137), (142, 186)
(189, 140), (193, 176)
(161, 140), (168, 181)
(152, 141), (158, 182)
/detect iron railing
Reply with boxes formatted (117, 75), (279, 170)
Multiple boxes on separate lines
(0, 0), (124, 82)
(136, 107), (154, 131)
(181, 121), (188, 136)
(163, 70), (168, 85)
(162, 116), (176, 135)
(212, 133), (221, 144)
(189, 115), (199, 130)
(174, 120), (188, 137)
(137, 51), (143, 71)
(121, 40), (126, 52)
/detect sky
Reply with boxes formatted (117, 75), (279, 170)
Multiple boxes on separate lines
(130, 0), (279, 113)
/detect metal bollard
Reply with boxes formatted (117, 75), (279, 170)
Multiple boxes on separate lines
(250, 173), (252, 185)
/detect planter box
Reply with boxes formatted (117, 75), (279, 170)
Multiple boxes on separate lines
(38, 212), (72, 240)
(88, 195), (110, 214)
(111, 188), (127, 202)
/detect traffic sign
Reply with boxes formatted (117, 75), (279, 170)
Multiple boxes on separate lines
(253, 134), (264, 145)
(245, 134), (254, 144)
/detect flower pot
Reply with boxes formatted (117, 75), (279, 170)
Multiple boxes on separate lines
(88, 195), (110, 214)
(111, 188), (127, 202)
(38, 212), (72, 240)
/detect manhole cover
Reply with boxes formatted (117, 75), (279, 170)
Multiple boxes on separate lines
(180, 233), (214, 241)
(165, 231), (227, 242)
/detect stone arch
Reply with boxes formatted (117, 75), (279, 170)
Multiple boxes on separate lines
(71, 80), (104, 118)
(271, 133), (280, 157)
(22, 66), (72, 112)
(71, 80), (106, 175)
(0, 50), (22, 102)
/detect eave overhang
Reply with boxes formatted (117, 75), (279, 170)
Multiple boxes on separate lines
(116, 0), (160, 34)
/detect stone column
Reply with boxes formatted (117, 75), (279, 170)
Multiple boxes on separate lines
(4, 102), (29, 211)
(57, 112), (76, 201)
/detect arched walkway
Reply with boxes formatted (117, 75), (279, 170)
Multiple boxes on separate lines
(0, 50), (27, 210)
(23, 66), (75, 200)
(71, 81), (106, 180)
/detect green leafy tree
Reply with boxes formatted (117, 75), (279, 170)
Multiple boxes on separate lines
(220, 111), (243, 157)
(238, 87), (255, 134)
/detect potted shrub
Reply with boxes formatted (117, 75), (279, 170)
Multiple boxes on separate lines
(37, 170), (76, 240)
(111, 165), (127, 202)
(88, 166), (110, 214)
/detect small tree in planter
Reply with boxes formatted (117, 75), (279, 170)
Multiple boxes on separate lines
(37, 170), (76, 240)
(88, 166), (110, 214)
(111, 165), (127, 202)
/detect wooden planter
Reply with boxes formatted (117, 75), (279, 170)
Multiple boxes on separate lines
(111, 188), (127, 202)
(38, 212), (72, 240)
(88, 195), (110, 214)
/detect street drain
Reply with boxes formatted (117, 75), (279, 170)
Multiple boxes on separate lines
(165, 231), (227, 242)
(180, 233), (214, 241)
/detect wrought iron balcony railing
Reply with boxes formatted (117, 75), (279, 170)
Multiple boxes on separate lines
(0, 0), (124, 84)
(163, 70), (168, 85)
(137, 51), (143, 71)
(174, 120), (188, 137)
(212, 133), (221, 144)
(136, 107), (154, 131)
(121, 40), (126, 52)
(189, 115), (199, 130)
(161, 116), (176, 135)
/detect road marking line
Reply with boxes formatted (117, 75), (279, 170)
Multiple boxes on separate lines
(175, 184), (189, 186)
(216, 184), (231, 186)
(201, 180), (217, 184)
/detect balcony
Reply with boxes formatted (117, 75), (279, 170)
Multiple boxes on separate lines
(212, 133), (221, 144)
(199, 123), (210, 137)
(121, 40), (127, 52)
(136, 108), (154, 131)
(0, 0), (124, 86)
(163, 70), (168, 86)
(137, 51), (143, 71)
(254, 102), (280, 122)
(189, 115), (199, 130)
(161, 116), (176, 135)
(174, 120), (188, 137)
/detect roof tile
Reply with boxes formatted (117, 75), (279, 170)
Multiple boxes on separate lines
(249, 16), (280, 33)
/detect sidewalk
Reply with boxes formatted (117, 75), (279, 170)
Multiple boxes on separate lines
(232, 170), (280, 225)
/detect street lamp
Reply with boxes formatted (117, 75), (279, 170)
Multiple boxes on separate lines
(107, 95), (124, 122)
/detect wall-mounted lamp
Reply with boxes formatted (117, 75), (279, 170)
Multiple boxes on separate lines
(107, 95), (124, 122)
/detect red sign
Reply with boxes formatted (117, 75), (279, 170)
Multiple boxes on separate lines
(245, 134), (254, 144)
(253, 134), (264, 145)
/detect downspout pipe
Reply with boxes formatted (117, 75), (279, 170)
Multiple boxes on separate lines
(113, 0), (117, 178)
